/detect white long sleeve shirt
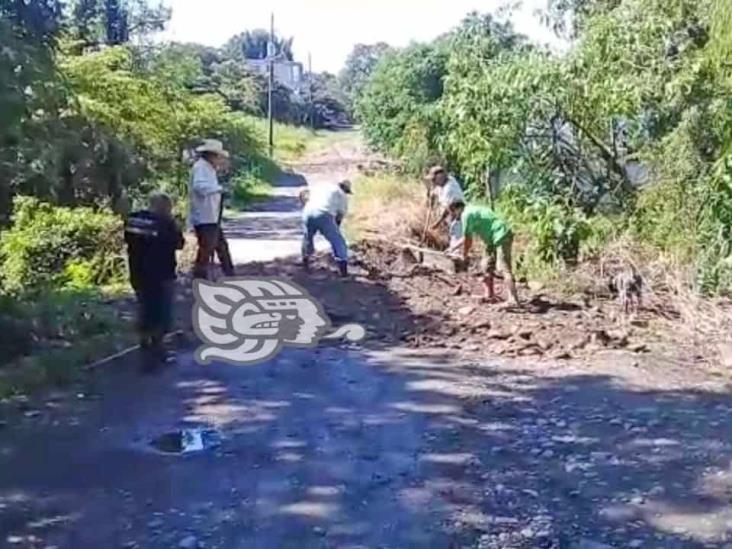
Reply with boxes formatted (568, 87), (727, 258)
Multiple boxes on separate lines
(303, 184), (348, 218)
(189, 158), (223, 226)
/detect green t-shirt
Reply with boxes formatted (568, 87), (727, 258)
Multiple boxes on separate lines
(461, 205), (511, 248)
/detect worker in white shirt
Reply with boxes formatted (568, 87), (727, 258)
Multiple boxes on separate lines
(189, 139), (235, 279)
(427, 165), (466, 248)
(301, 180), (351, 277)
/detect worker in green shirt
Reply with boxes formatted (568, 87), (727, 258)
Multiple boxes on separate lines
(447, 202), (519, 306)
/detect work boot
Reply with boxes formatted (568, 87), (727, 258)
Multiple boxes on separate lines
(302, 256), (311, 272)
(337, 261), (348, 278)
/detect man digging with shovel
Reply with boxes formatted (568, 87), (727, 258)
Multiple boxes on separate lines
(301, 180), (352, 277)
(446, 201), (520, 306)
(426, 165), (465, 250)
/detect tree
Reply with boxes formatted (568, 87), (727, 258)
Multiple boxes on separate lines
(0, 1), (67, 219)
(209, 60), (266, 115)
(104, 0), (129, 44)
(305, 72), (350, 127)
(70, 0), (169, 46)
(222, 29), (294, 61)
(357, 41), (448, 172)
(339, 42), (392, 103)
(543, 0), (622, 38)
(124, 0), (170, 38)
(0, 0), (64, 40)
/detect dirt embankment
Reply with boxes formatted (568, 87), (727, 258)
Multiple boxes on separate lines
(351, 241), (655, 357)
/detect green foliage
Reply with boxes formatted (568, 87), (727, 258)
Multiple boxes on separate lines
(498, 185), (591, 268)
(0, 196), (125, 294)
(230, 171), (271, 209)
(223, 29), (294, 61)
(307, 72), (350, 126)
(0, 14), (68, 219)
(357, 41), (448, 172)
(147, 38), (348, 128)
(440, 18), (540, 187)
(69, 0), (170, 47)
(357, 2), (732, 292)
(339, 42), (393, 109)
(62, 46), (180, 158)
(0, 0), (64, 41)
(209, 59), (265, 115)
(0, 287), (135, 393)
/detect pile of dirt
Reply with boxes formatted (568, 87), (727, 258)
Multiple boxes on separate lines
(176, 237), (723, 373)
(349, 241), (675, 362)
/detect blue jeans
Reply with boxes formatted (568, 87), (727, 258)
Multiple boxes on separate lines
(302, 210), (348, 263)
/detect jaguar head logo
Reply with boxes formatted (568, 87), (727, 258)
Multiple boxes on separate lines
(192, 277), (332, 365)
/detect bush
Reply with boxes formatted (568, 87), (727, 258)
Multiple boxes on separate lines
(498, 185), (592, 277)
(230, 171), (271, 208)
(0, 287), (135, 393)
(356, 42), (447, 169)
(0, 196), (125, 294)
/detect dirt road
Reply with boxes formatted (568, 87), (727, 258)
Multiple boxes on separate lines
(1, 138), (732, 548)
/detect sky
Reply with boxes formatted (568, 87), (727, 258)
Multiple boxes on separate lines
(161, 0), (564, 73)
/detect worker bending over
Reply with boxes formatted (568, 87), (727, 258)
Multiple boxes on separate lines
(447, 202), (519, 306)
(301, 180), (352, 277)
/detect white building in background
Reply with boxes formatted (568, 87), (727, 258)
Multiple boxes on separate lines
(245, 59), (304, 95)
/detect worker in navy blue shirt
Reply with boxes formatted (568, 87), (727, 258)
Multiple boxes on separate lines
(124, 192), (184, 369)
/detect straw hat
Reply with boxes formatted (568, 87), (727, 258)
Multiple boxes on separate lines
(195, 139), (230, 158)
(426, 165), (446, 180)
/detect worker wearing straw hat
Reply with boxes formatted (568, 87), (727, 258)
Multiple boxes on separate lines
(426, 165), (465, 249)
(189, 139), (235, 279)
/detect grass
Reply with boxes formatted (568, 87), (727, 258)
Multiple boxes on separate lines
(248, 117), (358, 163)
(344, 173), (426, 243)
(0, 286), (136, 397)
(225, 124), (359, 214)
(228, 172), (273, 212)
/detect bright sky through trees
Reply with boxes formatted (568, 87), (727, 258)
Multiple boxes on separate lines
(162, 0), (563, 72)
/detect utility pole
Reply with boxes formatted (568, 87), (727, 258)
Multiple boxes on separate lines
(267, 13), (275, 158)
(308, 52), (314, 130)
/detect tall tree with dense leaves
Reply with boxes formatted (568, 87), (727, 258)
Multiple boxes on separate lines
(1, 0), (63, 41)
(0, 0), (66, 219)
(338, 42), (392, 104)
(104, 0), (129, 44)
(223, 30), (294, 61)
(70, 0), (169, 46)
(357, 41), (449, 172)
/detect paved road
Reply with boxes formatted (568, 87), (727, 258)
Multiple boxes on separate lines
(224, 172), (316, 264)
(224, 157), (349, 265)
(1, 148), (732, 548)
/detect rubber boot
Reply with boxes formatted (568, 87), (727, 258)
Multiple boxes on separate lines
(338, 261), (348, 278)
